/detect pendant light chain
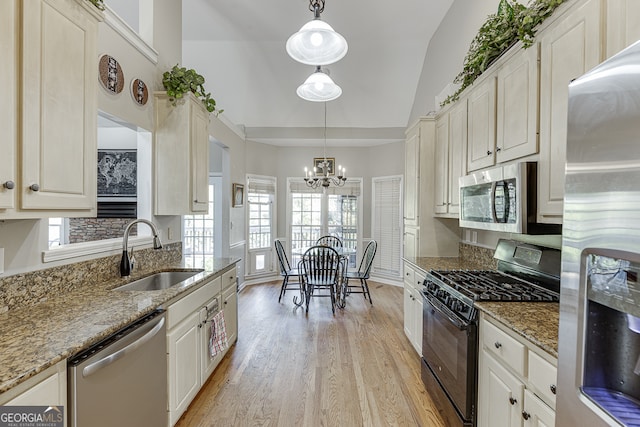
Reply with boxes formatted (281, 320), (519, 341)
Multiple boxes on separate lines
(309, 0), (325, 14)
(323, 101), (327, 161)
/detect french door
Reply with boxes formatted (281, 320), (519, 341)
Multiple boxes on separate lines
(288, 179), (361, 268)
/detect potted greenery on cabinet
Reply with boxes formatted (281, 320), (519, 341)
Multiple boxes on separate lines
(162, 64), (223, 116)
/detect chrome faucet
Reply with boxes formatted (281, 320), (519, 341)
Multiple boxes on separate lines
(120, 219), (163, 276)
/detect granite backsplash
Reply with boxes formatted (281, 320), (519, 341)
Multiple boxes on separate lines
(0, 242), (182, 314)
(459, 242), (497, 270)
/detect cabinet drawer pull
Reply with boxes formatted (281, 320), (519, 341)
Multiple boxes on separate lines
(3, 180), (15, 190)
(522, 411), (530, 420)
(550, 384), (557, 395)
(29, 183), (40, 192)
(494, 341), (502, 349)
(509, 397), (517, 405)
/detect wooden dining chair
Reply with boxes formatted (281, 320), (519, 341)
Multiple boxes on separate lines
(316, 235), (343, 248)
(300, 245), (344, 314)
(345, 240), (377, 304)
(274, 239), (301, 303)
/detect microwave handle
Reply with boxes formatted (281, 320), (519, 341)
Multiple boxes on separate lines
(491, 182), (498, 222)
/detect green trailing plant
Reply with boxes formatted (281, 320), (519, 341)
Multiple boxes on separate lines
(441, 0), (566, 107)
(162, 64), (223, 115)
(86, 0), (105, 11)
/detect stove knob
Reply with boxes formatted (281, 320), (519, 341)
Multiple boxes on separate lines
(436, 289), (446, 299)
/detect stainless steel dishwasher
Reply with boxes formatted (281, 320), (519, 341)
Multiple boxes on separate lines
(68, 310), (167, 427)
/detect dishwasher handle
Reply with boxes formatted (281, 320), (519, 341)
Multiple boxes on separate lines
(82, 316), (165, 378)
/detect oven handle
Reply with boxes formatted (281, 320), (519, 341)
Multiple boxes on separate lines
(423, 294), (468, 331)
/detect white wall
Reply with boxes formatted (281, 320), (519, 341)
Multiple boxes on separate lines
(244, 140), (405, 241)
(409, 0), (500, 122)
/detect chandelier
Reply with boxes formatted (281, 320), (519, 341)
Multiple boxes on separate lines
(286, 0), (348, 66)
(304, 102), (347, 190)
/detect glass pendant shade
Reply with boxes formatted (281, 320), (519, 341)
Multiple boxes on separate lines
(296, 68), (342, 102)
(286, 19), (348, 66)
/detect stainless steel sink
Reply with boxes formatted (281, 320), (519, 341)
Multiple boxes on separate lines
(114, 270), (203, 291)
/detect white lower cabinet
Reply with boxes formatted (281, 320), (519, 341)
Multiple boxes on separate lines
(403, 261), (424, 355)
(167, 310), (201, 425)
(166, 266), (237, 426)
(478, 314), (556, 427)
(0, 360), (67, 426)
(522, 389), (555, 427)
(222, 284), (238, 346)
(480, 352), (524, 427)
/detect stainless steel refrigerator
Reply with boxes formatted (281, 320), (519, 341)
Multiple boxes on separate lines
(557, 40), (640, 426)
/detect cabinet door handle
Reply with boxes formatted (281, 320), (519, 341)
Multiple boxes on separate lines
(29, 184), (40, 192)
(509, 397), (517, 405)
(550, 384), (557, 394)
(3, 180), (15, 190)
(496, 147), (502, 152)
(486, 150), (492, 156)
(494, 341), (502, 349)
(522, 411), (530, 420)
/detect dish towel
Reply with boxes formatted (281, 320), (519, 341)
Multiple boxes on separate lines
(209, 311), (228, 357)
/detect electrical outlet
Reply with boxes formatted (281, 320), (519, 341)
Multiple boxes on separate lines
(0, 248), (4, 275)
(167, 227), (173, 240)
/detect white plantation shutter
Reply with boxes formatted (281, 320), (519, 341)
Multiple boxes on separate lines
(372, 175), (402, 277)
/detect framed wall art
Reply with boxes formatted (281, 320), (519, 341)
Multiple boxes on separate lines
(313, 157), (335, 175)
(97, 149), (137, 197)
(232, 183), (244, 207)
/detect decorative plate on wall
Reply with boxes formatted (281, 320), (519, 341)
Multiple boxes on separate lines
(98, 54), (124, 94)
(130, 78), (149, 106)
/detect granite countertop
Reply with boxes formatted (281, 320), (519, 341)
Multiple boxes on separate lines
(474, 301), (559, 358)
(0, 258), (239, 394)
(403, 256), (559, 359)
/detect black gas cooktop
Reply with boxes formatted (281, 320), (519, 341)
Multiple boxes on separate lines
(429, 269), (559, 302)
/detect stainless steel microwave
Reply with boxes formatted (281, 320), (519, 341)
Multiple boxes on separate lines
(458, 162), (560, 235)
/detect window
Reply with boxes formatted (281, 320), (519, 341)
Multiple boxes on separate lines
(48, 218), (68, 248)
(288, 179), (362, 268)
(246, 175), (276, 276)
(372, 176), (403, 278)
(183, 183), (215, 269)
(248, 193), (271, 249)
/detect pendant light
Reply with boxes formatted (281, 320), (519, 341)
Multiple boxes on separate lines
(286, 0), (348, 66)
(297, 66), (342, 102)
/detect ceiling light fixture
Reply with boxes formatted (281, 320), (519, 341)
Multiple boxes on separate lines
(296, 66), (342, 102)
(286, 0), (348, 66)
(304, 102), (347, 190)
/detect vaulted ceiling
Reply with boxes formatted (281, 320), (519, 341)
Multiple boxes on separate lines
(181, 0), (454, 146)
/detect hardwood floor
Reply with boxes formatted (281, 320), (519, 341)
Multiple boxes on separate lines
(175, 281), (447, 427)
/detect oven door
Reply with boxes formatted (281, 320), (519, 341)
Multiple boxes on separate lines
(422, 294), (477, 421)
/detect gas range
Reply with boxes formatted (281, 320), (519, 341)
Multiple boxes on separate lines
(423, 269), (559, 325)
(419, 239), (562, 427)
(422, 239), (561, 326)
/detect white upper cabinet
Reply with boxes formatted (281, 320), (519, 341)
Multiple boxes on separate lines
(434, 113), (449, 215)
(154, 92), (210, 215)
(435, 100), (467, 217)
(467, 76), (497, 172)
(1, 0), (102, 218)
(606, 0), (640, 59)
(496, 43), (540, 164)
(0, 0), (17, 210)
(404, 122), (420, 226)
(537, 0), (602, 222)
